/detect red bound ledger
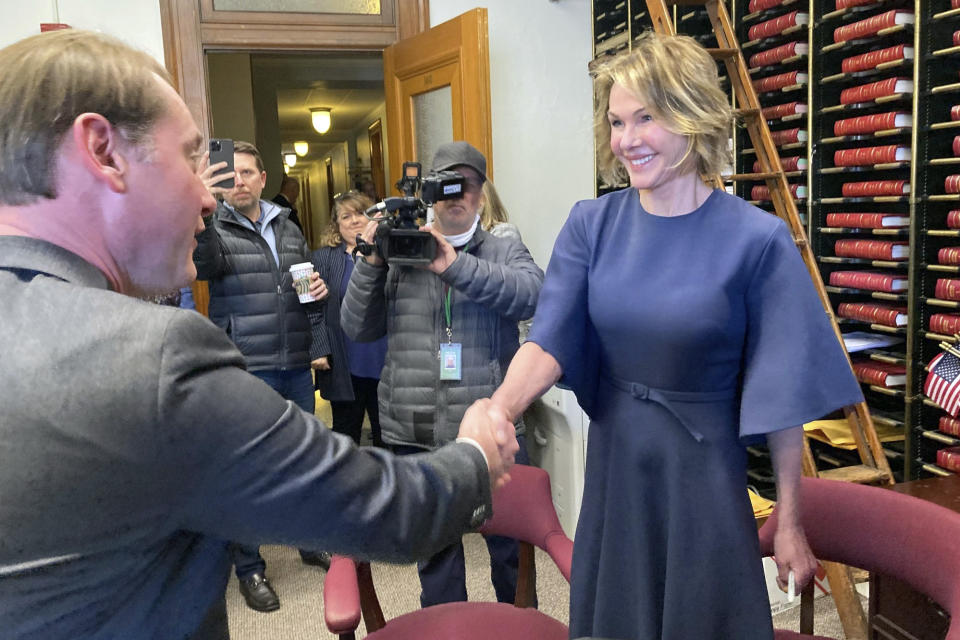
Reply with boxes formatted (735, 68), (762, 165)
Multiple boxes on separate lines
(829, 270), (907, 292)
(834, 239), (908, 260)
(825, 212), (908, 228)
(834, 11), (914, 44)
(947, 175), (960, 194)
(938, 247), (960, 265)
(762, 102), (807, 119)
(937, 448), (960, 473)
(953, 106), (960, 122)
(936, 278), (960, 301)
(841, 180), (909, 197)
(753, 71), (807, 93)
(748, 0), (788, 11)
(840, 78), (912, 105)
(851, 360), (906, 387)
(751, 184), (806, 201)
(837, 302), (907, 326)
(841, 45), (912, 73)
(955, 30), (960, 47)
(770, 128), (806, 145)
(954, 136), (960, 157)
(954, 0), (960, 9)
(834, 112), (911, 136)
(836, 0), (880, 8)
(748, 11), (808, 41)
(940, 416), (960, 438)
(748, 42), (808, 68)
(753, 156), (806, 172)
(834, 146), (909, 167)
(930, 313), (960, 335)
(948, 210), (960, 229)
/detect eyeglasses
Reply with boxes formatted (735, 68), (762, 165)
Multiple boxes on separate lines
(333, 190), (361, 202)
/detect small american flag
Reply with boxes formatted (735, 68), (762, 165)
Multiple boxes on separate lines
(925, 351), (960, 417)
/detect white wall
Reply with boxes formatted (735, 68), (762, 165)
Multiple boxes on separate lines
(0, 0), (164, 64)
(430, 2), (595, 267)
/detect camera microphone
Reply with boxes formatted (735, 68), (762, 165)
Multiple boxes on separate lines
(365, 201), (387, 216)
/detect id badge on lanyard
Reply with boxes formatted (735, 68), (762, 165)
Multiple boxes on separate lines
(440, 283), (462, 380)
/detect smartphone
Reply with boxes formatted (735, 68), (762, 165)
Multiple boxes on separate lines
(208, 138), (234, 189)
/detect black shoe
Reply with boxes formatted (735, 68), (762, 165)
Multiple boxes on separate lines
(238, 573), (279, 612)
(300, 550), (331, 570)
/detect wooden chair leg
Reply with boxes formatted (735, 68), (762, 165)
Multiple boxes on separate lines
(513, 541), (537, 608)
(822, 561), (868, 640)
(356, 561), (386, 633)
(799, 579), (815, 635)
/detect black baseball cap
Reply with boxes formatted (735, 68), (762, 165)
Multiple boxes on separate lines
(431, 141), (487, 181)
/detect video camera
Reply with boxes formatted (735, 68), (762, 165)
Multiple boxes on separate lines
(354, 162), (466, 265)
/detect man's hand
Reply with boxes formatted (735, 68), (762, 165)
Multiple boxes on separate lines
(196, 151), (234, 198)
(773, 523), (818, 596)
(306, 272), (328, 301)
(360, 220), (384, 266)
(421, 224), (458, 274)
(311, 356), (331, 371)
(458, 399), (519, 492)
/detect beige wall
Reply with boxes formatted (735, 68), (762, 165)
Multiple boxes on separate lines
(207, 53), (256, 144)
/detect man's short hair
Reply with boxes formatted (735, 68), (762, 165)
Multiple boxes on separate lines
(0, 29), (171, 205)
(280, 175), (299, 190)
(234, 140), (264, 173)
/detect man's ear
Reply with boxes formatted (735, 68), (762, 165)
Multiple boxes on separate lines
(71, 113), (130, 193)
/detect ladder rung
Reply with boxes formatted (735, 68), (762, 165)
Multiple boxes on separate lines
(706, 47), (739, 60)
(818, 465), (890, 485)
(723, 172), (781, 181)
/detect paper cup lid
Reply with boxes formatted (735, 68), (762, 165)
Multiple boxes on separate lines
(289, 262), (313, 272)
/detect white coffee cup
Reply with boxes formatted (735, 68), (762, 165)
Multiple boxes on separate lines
(289, 262), (315, 303)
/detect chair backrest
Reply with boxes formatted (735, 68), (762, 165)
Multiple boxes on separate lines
(758, 477), (960, 637)
(478, 464), (573, 582)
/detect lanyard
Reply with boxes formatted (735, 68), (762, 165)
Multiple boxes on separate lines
(441, 240), (469, 344)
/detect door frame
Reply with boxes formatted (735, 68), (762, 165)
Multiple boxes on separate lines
(159, 0), (429, 138)
(159, 0), (429, 314)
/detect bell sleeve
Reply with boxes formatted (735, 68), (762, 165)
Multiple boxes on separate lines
(739, 221), (864, 439)
(526, 202), (603, 418)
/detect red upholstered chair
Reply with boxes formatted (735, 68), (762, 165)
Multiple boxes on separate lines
(758, 477), (960, 640)
(323, 464), (573, 639)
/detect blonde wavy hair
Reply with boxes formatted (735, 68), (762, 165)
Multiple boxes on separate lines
(321, 191), (375, 247)
(480, 180), (508, 231)
(593, 31), (734, 186)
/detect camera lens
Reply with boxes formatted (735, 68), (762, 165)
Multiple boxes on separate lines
(211, 141), (221, 151)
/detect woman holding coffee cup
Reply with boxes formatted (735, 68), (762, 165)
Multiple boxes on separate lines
(310, 191), (387, 447)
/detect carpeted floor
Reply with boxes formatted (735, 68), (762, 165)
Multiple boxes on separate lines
(226, 396), (864, 639)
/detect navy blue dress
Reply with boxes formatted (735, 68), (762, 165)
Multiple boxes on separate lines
(527, 188), (863, 639)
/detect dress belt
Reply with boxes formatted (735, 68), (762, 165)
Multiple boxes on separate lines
(601, 373), (738, 443)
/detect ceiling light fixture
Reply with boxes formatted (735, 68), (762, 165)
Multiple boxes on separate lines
(284, 153), (297, 167)
(294, 141), (309, 156)
(310, 107), (331, 134)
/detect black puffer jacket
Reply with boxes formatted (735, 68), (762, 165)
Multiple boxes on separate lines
(194, 201), (327, 372)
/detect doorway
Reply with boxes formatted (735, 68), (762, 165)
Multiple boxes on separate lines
(206, 51), (388, 249)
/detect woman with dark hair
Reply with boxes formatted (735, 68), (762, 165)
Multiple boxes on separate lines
(311, 191), (386, 446)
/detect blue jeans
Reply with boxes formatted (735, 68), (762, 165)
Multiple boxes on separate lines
(230, 367), (315, 579)
(392, 435), (536, 608)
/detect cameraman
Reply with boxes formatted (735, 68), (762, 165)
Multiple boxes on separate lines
(341, 141), (543, 608)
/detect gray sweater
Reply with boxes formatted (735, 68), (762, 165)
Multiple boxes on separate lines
(341, 228), (543, 448)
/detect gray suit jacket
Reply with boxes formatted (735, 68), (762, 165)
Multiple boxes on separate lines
(0, 236), (491, 639)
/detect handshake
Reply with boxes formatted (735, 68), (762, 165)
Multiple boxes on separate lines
(457, 399), (519, 491)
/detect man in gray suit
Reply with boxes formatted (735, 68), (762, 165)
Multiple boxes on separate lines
(0, 29), (517, 640)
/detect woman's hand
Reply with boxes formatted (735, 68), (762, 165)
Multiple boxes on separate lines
(360, 219), (384, 266)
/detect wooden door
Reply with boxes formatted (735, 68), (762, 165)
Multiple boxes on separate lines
(382, 8), (492, 187)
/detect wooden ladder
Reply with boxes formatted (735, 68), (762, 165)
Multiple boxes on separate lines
(642, 2), (893, 637)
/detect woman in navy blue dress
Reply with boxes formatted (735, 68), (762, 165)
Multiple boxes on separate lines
(487, 33), (863, 638)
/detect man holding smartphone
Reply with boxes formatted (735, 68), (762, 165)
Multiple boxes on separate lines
(194, 141), (330, 612)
